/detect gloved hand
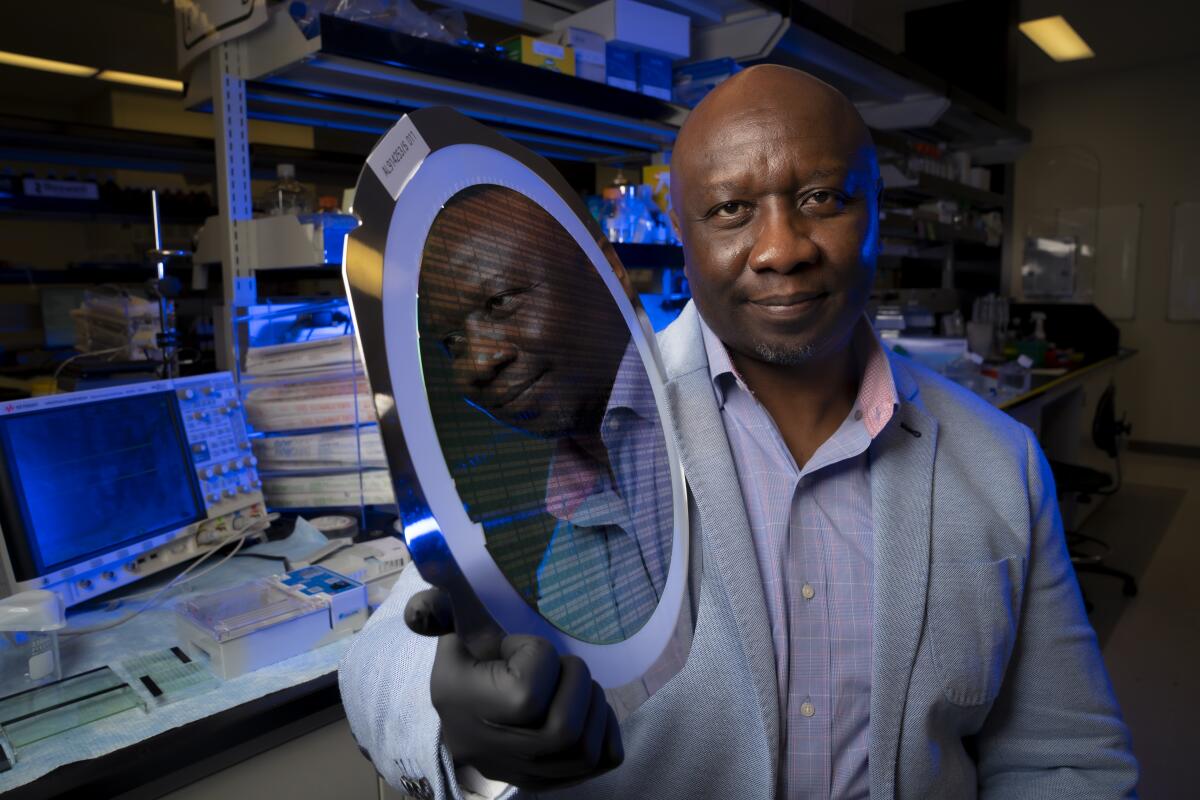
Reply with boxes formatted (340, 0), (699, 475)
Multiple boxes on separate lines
(405, 587), (624, 791)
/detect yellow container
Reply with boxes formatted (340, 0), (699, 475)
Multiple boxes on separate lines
(500, 35), (576, 76)
(642, 164), (671, 213)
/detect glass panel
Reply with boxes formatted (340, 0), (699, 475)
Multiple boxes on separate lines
(0, 666), (144, 748)
(417, 185), (674, 644)
(1017, 146), (1101, 301)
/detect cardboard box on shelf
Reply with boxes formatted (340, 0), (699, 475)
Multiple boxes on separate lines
(606, 42), (637, 91)
(554, 0), (690, 59)
(556, 27), (606, 83)
(500, 35), (576, 76)
(638, 51), (673, 100)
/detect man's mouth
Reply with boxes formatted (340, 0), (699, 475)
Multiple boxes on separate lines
(746, 291), (829, 316)
(493, 370), (547, 409)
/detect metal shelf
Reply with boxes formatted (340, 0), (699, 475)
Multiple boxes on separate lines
(185, 9), (685, 164)
(692, 3), (1030, 161)
(193, 213), (683, 274)
(879, 213), (995, 247)
(884, 172), (1006, 210)
(193, 214), (355, 270)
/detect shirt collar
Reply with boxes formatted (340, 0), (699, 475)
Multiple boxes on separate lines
(544, 341), (654, 521)
(698, 312), (899, 440)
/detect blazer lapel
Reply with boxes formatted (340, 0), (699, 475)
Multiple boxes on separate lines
(869, 356), (936, 798)
(659, 304), (780, 785)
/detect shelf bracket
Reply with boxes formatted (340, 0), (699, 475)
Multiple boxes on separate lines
(211, 39), (257, 369)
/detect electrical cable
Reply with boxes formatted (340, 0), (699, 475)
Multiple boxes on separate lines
(111, 519), (272, 605)
(62, 536), (244, 636)
(61, 524), (264, 637)
(52, 345), (125, 381)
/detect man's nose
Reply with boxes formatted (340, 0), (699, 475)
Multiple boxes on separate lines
(747, 204), (819, 274)
(460, 322), (518, 388)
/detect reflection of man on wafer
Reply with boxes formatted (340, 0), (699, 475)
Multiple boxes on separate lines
(418, 183), (672, 643)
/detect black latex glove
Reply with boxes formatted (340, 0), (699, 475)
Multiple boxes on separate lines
(405, 587), (624, 791)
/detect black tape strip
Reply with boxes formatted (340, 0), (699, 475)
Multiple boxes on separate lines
(171, 646), (191, 664)
(140, 675), (163, 698)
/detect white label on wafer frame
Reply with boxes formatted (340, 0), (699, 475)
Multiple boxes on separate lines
(368, 117), (431, 200)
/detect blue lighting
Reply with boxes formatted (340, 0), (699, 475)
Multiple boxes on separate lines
(0, 391), (204, 575)
(245, 90), (627, 160)
(262, 70), (668, 151)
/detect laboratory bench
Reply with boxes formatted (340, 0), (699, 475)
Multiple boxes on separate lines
(998, 349), (1137, 413)
(0, 525), (379, 800)
(998, 349), (1137, 500)
(998, 347), (1137, 429)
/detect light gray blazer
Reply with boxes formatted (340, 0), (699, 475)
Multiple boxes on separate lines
(339, 301), (1138, 799)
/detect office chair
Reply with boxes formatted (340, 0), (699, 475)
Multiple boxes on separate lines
(1049, 384), (1137, 606)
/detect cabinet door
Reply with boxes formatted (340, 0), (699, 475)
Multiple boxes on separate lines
(161, 719), (379, 800)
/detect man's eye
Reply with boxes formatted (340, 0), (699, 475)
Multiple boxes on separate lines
(803, 190), (846, 211)
(714, 202), (747, 217)
(442, 333), (466, 359)
(488, 292), (519, 310)
(487, 285), (536, 313)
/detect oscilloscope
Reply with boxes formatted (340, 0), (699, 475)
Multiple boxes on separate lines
(0, 373), (266, 607)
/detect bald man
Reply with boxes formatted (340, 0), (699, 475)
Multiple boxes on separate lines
(340, 66), (1137, 799)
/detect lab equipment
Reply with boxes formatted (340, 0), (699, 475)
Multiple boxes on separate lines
(873, 304), (906, 333)
(307, 515), (358, 539)
(343, 107), (691, 704)
(0, 666), (145, 759)
(1022, 235), (1078, 298)
(942, 351), (987, 396)
(996, 355), (1034, 399)
(266, 163), (308, 216)
(175, 565), (367, 679)
(69, 289), (162, 363)
(0, 373), (266, 608)
(118, 647), (219, 707)
(885, 336), (968, 373)
(297, 534), (410, 609)
(0, 591), (65, 691)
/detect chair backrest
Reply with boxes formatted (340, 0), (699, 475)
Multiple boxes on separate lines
(1092, 384), (1131, 458)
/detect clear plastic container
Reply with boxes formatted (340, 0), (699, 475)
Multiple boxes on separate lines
(0, 591), (65, 692)
(943, 351), (986, 395)
(996, 354), (1034, 399)
(268, 163), (309, 216)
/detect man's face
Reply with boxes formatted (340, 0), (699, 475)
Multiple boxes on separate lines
(419, 186), (625, 438)
(672, 106), (880, 366)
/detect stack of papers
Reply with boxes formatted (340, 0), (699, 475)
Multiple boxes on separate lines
(261, 471), (395, 508)
(253, 428), (386, 471)
(241, 334), (392, 509)
(243, 335), (363, 379)
(243, 376), (376, 432)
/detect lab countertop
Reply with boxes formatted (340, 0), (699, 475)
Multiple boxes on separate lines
(0, 525), (351, 799)
(996, 348), (1137, 411)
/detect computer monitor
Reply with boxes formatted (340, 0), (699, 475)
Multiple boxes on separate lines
(0, 373), (266, 607)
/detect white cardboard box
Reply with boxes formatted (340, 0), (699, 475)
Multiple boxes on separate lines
(554, 0), (690, 60)
(557, 26), (606, 83)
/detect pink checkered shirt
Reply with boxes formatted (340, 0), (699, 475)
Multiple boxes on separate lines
(700, 315), (898, 799)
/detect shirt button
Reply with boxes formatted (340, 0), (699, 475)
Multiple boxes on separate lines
(801, 583), (815, 600)
(854, 409), (863, 421)
(801, 701), (816, 718)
